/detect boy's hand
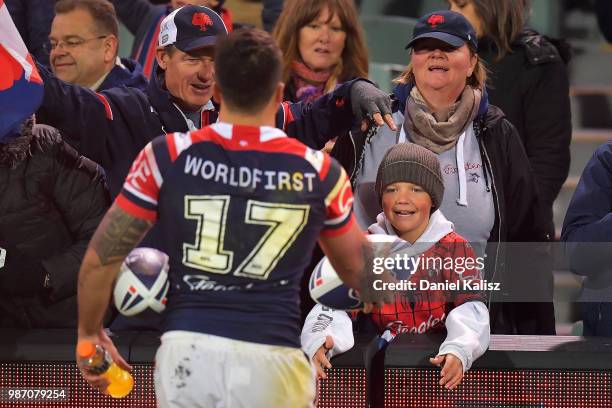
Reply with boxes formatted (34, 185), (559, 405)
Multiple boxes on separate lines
(429, 354), (463, 390)
(312, 336), (334, 379)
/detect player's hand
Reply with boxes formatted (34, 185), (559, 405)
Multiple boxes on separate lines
(429, 354), (463, 390)
(99, 329), (131, 372)
(312, 336), (334, 379)
(77, 328), (132, 395)
(349, 80), (397, 132)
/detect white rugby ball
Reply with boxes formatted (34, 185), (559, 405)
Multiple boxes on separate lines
(113, 248), (170, 316)
(309, 235), (399, 310)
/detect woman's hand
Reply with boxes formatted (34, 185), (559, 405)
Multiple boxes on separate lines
(429, 353), (463, 390)
(349, 80), (397, 132)
(312, 336), (334, 379)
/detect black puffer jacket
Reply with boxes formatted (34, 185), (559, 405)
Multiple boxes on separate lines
(596, 0), (612, 43)
(0, 125), (110, 328)
(479, 29), (572, 235)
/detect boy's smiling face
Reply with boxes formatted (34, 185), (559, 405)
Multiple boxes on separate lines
(382, 182), (433, 243)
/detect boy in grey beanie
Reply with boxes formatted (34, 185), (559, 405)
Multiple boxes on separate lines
(373, 143), (445, 242)
(302, 142), (490, 390)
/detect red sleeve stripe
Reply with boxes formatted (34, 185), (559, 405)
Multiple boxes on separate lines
(116, 194), (157, 221)
(173, 132), (194, 157)
(324, 208), (352, 227)
(124, 182), (158, 205)
(142, 19), (162, 79)
(280, 101), (295, 131)
(166, 133), (178, 161)
(95, 93), (113, 120)
(319, 154), (331, 180)
(145, 143), (163, 188)
(320, 215), (355, 237)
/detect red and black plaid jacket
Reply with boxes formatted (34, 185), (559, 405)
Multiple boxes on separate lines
(368, 232), (486, 336)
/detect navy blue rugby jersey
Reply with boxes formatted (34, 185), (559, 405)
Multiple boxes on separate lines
(116, 123), (355, 347)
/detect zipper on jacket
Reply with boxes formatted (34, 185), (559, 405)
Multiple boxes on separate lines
(150, 106), (168, 135)
(350, 125), (377, 187)
(475, 121), (503, 307)
(173, 102), (198, 131)
(474, 121), (491, 192)
(348, 130), (358, 183)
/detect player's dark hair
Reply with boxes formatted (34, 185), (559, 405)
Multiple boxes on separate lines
(215, 29), (283, 114)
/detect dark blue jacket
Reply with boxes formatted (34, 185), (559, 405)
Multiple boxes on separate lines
(562, 142), (612, 336)
(111, 0), (169, 78)
(5, 0), (55, 67)
(36, 66), (356, 198)
(98, 58), (148, 92)
(596, 0), (612, 43)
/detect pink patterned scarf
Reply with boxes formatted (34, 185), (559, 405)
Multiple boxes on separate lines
(291, 60), (333, 103)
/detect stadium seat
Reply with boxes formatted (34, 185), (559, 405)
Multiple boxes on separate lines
(418, 0), (448, 15)
(360, 15), (417, 66)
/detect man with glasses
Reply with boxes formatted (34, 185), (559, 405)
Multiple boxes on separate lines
(49, 0), (146, 91)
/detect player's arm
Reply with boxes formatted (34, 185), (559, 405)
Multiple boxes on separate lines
(76, 203), (152, 393)
(277, 79), (395, 150)
(77, 203), (153, 338)
(318, 223), (371, 291)
(317, 157), (395, 304)
(78, 136), (164, 336)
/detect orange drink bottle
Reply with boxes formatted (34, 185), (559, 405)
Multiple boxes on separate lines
(77, 340), (134, 398)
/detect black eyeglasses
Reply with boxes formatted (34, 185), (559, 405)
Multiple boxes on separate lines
(44, 35), (108, 52)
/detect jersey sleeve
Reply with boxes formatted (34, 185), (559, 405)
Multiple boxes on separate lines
(115, 136), (166, 221)
(319, 157), (355, 237)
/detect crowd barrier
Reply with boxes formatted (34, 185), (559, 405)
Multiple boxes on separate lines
(0, 330), (611, 407)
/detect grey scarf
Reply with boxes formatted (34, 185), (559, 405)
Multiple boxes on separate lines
(405, 86), (482, 154)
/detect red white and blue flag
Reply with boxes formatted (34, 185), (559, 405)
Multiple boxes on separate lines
(0, 0), (43, 140)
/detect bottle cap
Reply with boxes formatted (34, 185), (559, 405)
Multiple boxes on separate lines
(77, 340), (96, 358)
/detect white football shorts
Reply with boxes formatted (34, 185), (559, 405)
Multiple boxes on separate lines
(154, 330), (316, 408)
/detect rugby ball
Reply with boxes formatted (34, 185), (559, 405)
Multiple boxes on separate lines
(113, 248), (170, 316)
(309, 234), (400, 310)
(309, 256), (363, 310)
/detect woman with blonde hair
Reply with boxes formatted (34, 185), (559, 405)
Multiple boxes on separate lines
(273, 0), (368, 103)
(334, 10), (552, 335)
